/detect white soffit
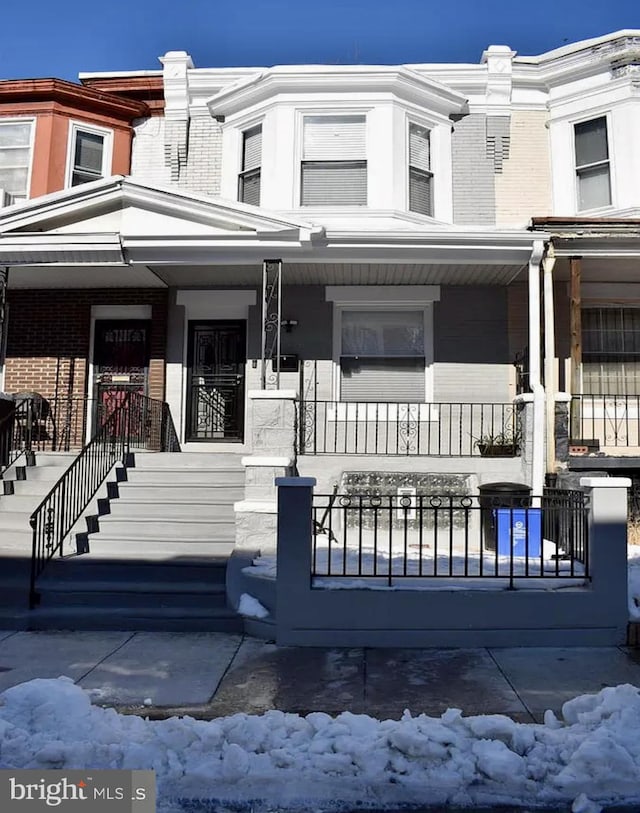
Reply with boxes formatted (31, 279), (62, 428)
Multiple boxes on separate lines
(7, 264), (165, 289)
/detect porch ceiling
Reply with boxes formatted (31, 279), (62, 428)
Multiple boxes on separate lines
(552, 256), (640, 283)
(147, 262), (528, 287)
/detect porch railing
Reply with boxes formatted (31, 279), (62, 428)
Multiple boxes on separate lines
(298, 400), (519, 456)
(571, 394), (640, 449)
(0, 397), (38, 476)
(29, 392), (180, 608)
(311, 488), (588, 587)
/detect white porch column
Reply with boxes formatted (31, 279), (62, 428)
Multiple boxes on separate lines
(528, 240), (546, 495)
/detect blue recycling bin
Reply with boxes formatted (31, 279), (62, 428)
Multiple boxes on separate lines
(496, 508), (542, 557)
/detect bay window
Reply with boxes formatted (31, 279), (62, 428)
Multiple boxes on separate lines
(408, 123), (432, 216)
(301, 115), (366, 206)
(0, 119), (33, 204)
(238, 124), (261, 206)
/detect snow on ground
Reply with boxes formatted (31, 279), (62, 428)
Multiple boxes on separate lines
(237, 593), (270, 619)
(2, 677), (640, 812)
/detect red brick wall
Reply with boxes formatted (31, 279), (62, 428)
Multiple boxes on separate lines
(5, 289), (168, 402)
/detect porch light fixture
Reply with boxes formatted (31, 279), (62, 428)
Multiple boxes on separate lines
(281, 319), (298, 332)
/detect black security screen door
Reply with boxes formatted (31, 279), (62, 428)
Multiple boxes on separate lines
(93, 320), (150, 427)
(186, 321), (246, 442)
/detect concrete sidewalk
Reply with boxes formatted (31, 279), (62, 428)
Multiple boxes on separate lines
(1, 630), (640, 722)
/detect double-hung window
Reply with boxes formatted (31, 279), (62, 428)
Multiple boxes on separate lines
(301, 115), (366, 206)
(0, 120), (33, 204)
(582, 307), (640, 395)
(238, 125), (261, 206)
(340, 310), (425, 402)
(408, 123), (432, 216)
(574, 117), (611, 211)
(68, 124), (110, 187)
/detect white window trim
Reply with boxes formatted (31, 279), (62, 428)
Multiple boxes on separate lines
(0, 117), (36, 203)
(572, 112), (616, 214)
(65, 120), (113, 189)
(326, 286), (439, 404)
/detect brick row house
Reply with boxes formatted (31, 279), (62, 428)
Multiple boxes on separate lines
(0, 30), (639, 636)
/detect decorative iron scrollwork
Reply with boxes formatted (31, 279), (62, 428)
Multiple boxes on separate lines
(261, 259), (282, 389)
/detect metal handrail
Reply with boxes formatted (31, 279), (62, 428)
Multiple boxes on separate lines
(28, 392), (180, 608)
(0, 397), (37, 477)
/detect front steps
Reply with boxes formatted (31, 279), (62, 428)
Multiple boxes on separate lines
(0, 452), (77, 626)
(30, 452), (246, 632)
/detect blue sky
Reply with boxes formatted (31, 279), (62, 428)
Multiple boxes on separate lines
(3, 0), (639, 81)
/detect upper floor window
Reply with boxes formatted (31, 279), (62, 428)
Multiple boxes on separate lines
(574, 117), (611, 211)
(0, 119), (33, 204)
(67, 123), (111, 188)
(238, 125), (261, 206)
(408, 123), (432, 216)
(301, 115), (366, 206)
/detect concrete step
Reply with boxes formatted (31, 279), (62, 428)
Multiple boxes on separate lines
(83, 538), (235, 559)
(36, 583), (228, 609)
(5, 479), (63, 497)
(32, 453), (77, 467)
(0, 511), (33, 530)
(0, 494), (50, 512)
(94, 516), (235, 540)
(25, 605), (243, 632)
(104, 502), (235, 520)
(113, 485), (244, 503)
(0, 531), (35, 550)
(130, 452), (243, 469)
(46, 558), (228, 581)
(124, 468), (245, 486)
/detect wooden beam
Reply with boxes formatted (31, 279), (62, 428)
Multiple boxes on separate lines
(569, 256), (582, 437)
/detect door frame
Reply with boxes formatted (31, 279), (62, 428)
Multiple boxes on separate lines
(185, 319), (247, 442)
(173, 290), (256, 446)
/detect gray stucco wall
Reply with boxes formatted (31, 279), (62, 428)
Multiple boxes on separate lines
(451, 113), (496, 226)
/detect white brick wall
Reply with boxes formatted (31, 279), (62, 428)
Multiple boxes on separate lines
(179, 114), (223, 196)
(495, 111), (552, 227)
(130, 117), (171, 187)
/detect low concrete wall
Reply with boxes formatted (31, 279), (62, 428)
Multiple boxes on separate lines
(274, 477), (630, 647)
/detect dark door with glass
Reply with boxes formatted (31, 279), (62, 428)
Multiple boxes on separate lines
(186, 321), (246, 442)
(93, 320), (150, 426)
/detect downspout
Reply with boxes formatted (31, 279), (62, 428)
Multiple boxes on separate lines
(528, 240), (545, 495)
(542, 245), (556, 477)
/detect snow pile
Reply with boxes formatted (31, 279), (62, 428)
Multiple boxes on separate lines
(628, 544), (640, 620)
(2, 678), (640, 811)
(237, 593), (269, 619)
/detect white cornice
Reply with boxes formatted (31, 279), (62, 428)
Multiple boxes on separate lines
(206, 65), (467, 118)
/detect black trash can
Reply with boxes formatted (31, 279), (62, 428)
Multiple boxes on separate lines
(0, 393), (16, 468)
(478, 482), (532, 551)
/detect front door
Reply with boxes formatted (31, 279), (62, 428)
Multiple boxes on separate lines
(186, 321), (246, 442)
(93, 320), (150, 426)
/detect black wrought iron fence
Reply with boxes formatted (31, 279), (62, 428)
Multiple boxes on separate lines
(298, 400), (520, 456)
(29, 392), (180, 608)
(311, 489), (589, 587)
(570, 394), (640, 448)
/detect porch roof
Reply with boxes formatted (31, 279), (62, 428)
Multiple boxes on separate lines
(0, 176), (545, 284)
